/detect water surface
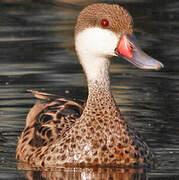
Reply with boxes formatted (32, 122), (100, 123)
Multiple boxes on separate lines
(0, 0), (179, 179)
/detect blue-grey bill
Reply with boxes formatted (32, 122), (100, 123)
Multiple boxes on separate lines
(117, 34), (164, 70)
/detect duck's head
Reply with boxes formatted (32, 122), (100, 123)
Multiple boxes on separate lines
(75, 3), (163, 81)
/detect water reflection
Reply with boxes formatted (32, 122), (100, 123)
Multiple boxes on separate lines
(19, 165), (145, 180)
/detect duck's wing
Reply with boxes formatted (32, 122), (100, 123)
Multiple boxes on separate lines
(16, 90), (84, 162)
(26, 90), (84, 135)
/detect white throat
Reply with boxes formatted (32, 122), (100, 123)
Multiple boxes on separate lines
(75, 27), (119, 86)
(80, 55), (110, 85)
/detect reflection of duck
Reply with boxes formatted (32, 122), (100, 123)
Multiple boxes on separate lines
(23, 167), (143, 180)
(16, 3), (163, 168)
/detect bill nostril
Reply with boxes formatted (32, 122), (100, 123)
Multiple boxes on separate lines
(114, 48), (119, 56)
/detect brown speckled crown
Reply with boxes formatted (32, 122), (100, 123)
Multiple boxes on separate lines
(75, 3), (133, 35)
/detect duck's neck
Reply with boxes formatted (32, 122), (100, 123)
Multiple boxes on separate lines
(80, 56), (122, 121)
(86, 57), (111, 95)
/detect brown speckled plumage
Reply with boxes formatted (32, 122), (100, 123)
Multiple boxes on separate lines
(16, 91), (83, 166)
(16, 3), (154, 168)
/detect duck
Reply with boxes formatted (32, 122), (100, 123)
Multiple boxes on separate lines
(16, 3), (163, 168)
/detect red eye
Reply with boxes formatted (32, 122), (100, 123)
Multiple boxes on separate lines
(101, 19), (109, 27)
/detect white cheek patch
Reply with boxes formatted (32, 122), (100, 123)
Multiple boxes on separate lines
(75, 27), (119, 57)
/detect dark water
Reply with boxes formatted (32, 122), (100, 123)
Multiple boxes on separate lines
(0, 0), (179, 179)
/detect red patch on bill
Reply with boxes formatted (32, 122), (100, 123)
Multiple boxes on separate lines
(118, 35), (133, 58)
